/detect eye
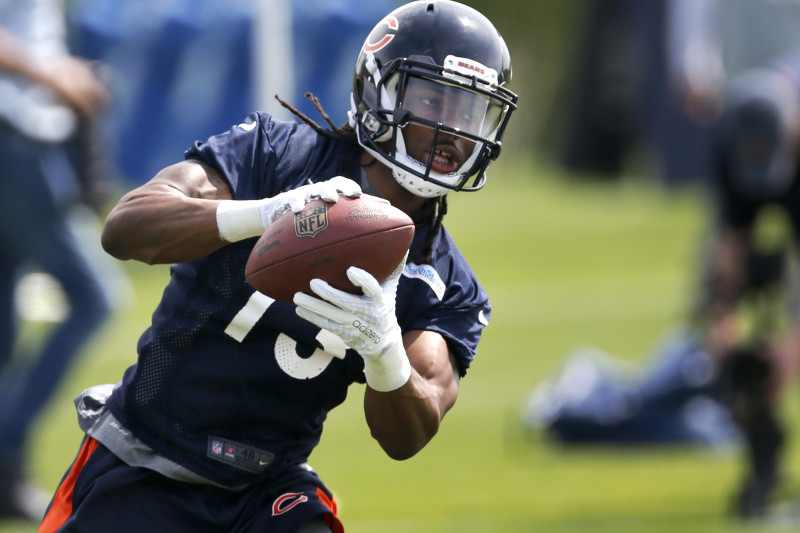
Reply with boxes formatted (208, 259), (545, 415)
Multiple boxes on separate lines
(420, 96), (441, 109)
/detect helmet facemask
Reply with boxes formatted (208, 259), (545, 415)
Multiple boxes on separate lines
(350, 54), (517, 198)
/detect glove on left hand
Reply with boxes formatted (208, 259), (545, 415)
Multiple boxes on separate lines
(294, 257), (411, 392)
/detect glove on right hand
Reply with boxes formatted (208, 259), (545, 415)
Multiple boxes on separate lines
(259, 176), (362, 226)
(216, 176), (362, 242)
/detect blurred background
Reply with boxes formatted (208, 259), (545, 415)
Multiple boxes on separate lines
(58, 0), (575, 187)
(6, 0), (800, 531)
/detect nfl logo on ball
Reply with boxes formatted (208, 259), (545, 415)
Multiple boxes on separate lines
(294, 204), (329, 238)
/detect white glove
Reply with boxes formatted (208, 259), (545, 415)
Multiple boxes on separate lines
(293, 257), (411, 392)
(216, 176), (361, 242)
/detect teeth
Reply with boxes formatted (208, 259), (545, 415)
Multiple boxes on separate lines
(433, 149), (452, 163)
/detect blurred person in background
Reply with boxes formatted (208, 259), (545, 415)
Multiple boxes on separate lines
(0, 0), (113, 523)
(557, 0), (800, 187)
(692, 49), (800, 520)
(556, 0), (714, 186)
(661, 0), (800, 182)
(667, 0), (800, 127)
(545, 0), (800, 520)
(668, 0), (800, 519)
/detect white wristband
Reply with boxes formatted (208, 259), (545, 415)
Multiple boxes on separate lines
(216, 200), (267, 242)
(362, 343), (412, 392)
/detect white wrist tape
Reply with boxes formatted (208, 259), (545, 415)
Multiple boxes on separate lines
(362, 343), (412, 392)
(216, 200), (266, 242)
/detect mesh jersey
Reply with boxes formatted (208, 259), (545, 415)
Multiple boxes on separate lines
(106, 112), (491, 488)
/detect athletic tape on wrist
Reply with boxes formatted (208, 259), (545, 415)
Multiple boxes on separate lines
(363, 343), (412, 392)
(216, 200), (266, 242)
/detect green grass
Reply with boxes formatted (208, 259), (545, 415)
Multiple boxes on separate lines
(9, 156), (800, 532)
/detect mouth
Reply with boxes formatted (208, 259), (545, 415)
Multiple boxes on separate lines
(424, 147), (460, 174)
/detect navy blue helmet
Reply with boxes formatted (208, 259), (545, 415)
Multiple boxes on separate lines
(721, 65), (800, 200)
(348, 0), (518, 197)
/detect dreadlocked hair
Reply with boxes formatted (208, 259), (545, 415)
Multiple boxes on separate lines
(274, 93), (356, 142)
(275, 92), (448, 264)
(415, 195), (447, 264)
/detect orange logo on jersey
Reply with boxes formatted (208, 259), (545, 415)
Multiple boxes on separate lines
(272, 492), (309, 516)
(363, 15), (399, 53)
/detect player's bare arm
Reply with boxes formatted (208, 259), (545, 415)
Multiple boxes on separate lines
(294, 261), (460, 460)
(102, 159), (232, 264)
(364, 329), (459, 460)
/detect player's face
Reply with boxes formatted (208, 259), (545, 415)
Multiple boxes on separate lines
(399, 77), (500, 174)
(400, 122), (472, 175)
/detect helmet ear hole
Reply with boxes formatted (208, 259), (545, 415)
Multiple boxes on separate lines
(357, 77), (378, 111)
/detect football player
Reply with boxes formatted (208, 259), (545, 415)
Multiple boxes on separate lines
(695, 53), (800, 519)
(40, 1), (517, 531)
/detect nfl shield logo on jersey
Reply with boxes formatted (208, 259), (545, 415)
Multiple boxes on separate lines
(294, 204), (328, 238)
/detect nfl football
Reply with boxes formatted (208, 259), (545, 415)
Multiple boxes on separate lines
(245, 194), (415, 304)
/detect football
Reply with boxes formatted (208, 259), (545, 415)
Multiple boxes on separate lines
(245, 194), (415, 304)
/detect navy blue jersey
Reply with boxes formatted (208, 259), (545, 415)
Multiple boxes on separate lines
(106, 112), (491, 488)
(713, 147), (800, 236)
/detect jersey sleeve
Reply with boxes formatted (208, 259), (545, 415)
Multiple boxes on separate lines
(183, 112), (319, 200)
(397, 228), (490, 377)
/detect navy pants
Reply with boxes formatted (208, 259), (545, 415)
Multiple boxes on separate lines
(41, 438), (343, 532)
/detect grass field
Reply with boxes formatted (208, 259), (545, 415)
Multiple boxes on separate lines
(8, 156), (800, 532)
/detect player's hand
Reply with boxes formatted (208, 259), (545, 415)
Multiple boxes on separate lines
(45, 56), (109, 118)
(216, 176), (361, 242)
(293, 256), (411, 392)
(260, 176), (362, 226)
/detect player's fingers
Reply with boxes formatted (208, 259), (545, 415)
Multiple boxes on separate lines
(389, 252), (408, 279)
(329, 176), (362, 197)
(287, 193), (307, 213)
(308, 278), (372, 312)
(381, 254), (407, 293)
(316, 181), (340, 203)
(257, 196), (286, 226)
(294, 305), (338, 331)
(294, 305), (358, 344)
(295, 309), (359, 347)
(294, 289), (353, 323)
(346, 267), (381, 299)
